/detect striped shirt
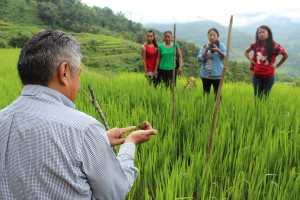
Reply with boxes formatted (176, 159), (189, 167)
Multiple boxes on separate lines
(0, 84), (138, 200)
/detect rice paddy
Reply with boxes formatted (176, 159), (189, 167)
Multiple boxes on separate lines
(0, 48), (299, 199)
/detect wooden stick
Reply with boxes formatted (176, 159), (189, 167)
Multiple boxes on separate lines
(83, 83), (119, 155)
(206, 15), (233, 162)
(172, 23), (176, 125)
(199, 16), (234, 196)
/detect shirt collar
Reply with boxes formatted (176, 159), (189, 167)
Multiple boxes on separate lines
(21, 84), (76, 109)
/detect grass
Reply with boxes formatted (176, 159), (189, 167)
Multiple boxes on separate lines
(0, 21), (42, 43)
(0, 48), (299, 199)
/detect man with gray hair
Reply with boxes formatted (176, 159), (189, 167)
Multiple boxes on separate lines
(0, 29), (157, 199)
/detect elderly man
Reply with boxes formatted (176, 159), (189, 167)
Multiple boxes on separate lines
(0, 29), (157, 199)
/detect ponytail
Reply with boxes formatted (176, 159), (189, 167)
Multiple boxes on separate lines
(214, 39), (220, 48)
(153, 38), (158, 48)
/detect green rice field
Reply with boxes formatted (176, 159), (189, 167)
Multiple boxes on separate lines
(0, 48), (299, 199)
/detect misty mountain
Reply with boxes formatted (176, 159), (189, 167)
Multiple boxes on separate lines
(144, 16), (300, 78)
(236, 15), (300, 41)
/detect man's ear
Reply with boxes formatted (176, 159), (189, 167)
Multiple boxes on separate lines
(57, 62), (70, 85)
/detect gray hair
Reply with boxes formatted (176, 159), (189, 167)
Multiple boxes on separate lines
(17, 29), (82, 85)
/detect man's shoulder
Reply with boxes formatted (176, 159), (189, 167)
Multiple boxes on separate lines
(66, 107), (99, 125)
(1, 96), (103, 133)
(46, 104), (103, 132)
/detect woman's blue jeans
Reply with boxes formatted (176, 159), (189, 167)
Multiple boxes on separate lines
(252, 75), (275, 98)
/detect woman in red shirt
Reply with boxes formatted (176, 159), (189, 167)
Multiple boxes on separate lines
(244, 25), (288, 98)
(142, 30), (158, 85)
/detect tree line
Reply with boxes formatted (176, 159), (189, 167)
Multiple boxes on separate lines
(0, 0), (148, 41)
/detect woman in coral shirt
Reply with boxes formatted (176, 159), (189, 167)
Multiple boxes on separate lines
(142, 30), (158, 85)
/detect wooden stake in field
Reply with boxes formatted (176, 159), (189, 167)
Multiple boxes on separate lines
(83, 84), (119, 155)
(172, 23), (176, 125)
(206, 15), (233, 162)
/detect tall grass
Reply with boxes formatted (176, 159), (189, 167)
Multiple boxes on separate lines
(1, 48), (299, 199)
(0, 49), (23, 107)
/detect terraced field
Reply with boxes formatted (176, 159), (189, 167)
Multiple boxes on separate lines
(75, 32), (139, 58)
(0, 21), (42, 46)
(0, 21), (142, 72)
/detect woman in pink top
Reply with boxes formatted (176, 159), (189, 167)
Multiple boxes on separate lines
(142, 30), (158, 85)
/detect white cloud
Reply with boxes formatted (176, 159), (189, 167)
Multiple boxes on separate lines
(234, 13), (270, 26)
(81, 0), (300, 26)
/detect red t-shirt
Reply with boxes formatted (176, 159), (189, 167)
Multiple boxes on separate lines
(143, 44), (158, 72)
(250, 41), (285, 78)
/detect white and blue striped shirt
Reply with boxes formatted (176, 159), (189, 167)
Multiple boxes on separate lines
(0, 84), (138, 200)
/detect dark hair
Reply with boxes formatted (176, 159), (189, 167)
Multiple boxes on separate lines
(146, 30), (158, 48)
(164, 30), (172, 36)
(255, 25), (274, 63)
(17, 29), (81, 86)
(207, 28), (220, 49)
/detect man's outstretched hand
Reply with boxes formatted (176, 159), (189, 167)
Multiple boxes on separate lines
(106, 126), (136, 147)
(125, 122), (158, 145)
(106, 122), (158, 146)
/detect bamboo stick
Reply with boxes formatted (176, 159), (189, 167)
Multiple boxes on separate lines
(83, 84), (119, 155)
(206, 15), (233, 162)
(199, 16), (234, 197)
(172, 23), (176, 125)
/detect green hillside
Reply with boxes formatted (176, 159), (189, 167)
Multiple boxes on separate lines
(0, 0), (202, 77)
(0, 20), (143, 72)
(0, 0), (147, 72)
(74, 32), (142, 72)
(0, 21), (43, 47)
(0, 0), (145, 37)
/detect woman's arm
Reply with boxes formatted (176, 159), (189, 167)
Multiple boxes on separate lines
(154, 50), (161, 78)
(244, 46), (256, 65)
(177, 47), (183, 75)
(271, 50), (288, 69)
(197, 45), (207, 62)
(202, 45), (209, 58)
(141, 46), (148, 78)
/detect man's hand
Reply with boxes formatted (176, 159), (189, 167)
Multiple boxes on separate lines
(138, 121), (152, 130)
(106, 126), (136, 147)
(125, 122), (158, 145)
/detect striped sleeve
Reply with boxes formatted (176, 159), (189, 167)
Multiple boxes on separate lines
(81, 123), (138, 200)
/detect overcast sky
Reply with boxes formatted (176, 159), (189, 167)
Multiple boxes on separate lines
(81, 0), (300, 26)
